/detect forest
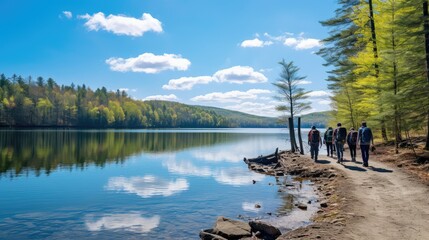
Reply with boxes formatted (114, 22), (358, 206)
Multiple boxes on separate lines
(318, 0), (429, 150)
(0, 74), (283, 128)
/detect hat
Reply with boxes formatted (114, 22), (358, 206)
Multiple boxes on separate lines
(350, 127), (355, 131)
(311, 126), (316, 129)
(337, 123), (342, 127)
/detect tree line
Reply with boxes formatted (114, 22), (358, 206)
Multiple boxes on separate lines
(318, 0), (429, 150)
(0, 74), (278, 128)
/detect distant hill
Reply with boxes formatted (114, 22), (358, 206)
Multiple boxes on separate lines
(193, 105), (331, 128)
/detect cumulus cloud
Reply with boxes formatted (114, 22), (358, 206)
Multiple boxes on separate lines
(285, 37), (322, 50)
(306, 90), (332, 98)
(295, 80), (312, 85)
(163, 66), (267, 90)
(240, 38), (273, 48)
(162, 76), (212, 90)
(119, 88), (137, 92)
(143, 94), (178, 101)
(190, 89), (270, 103)
(241, 32), (322, 50)
(78, 12), (162, 36)
(318, 99), (332, 105)
(62, 11), (72, 19)
(85, 213), (160, 233)
(106, 53), (191, 73)
(213, 66), (267, 84)
(224, 101), (278, 117)
(106, 175), (189, 198)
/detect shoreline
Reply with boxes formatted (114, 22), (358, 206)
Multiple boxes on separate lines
(202, 141), (429, 239)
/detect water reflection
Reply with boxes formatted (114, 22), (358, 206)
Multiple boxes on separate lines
(242, 202), (263, 213)
(214, 168), (265, 186)
(85, 213), (160, 233)
(105, 176), (189, 198)
(162, 160), (212, 177)
(0, 130), (245, 177)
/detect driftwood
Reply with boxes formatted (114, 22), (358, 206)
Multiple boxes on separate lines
(243, 148), (280, 165)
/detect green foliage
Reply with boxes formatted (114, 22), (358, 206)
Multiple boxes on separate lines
(319, 0), (429, 143)
(273, 60), (311, 123)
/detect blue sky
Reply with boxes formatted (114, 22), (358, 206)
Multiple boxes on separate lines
(0, 0), (337, 117)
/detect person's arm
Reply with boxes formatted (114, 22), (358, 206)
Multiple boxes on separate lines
(371, 129), (374, 145)
(357, 129), (361, 147)
(308, 131), (311, 144)
(319, 133), (323, 147)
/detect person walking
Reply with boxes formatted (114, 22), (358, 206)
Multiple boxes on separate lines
(308, 126), (322, 161)
(347, 127), (358, 162)
(323, 127), (334, 157)
(357, 121), (374, 167)
(333, 123), (347, 163)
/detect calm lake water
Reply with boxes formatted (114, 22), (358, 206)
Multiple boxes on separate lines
(0, 128), (317, 239)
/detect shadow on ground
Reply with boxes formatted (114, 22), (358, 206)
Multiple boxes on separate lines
(315, 160), (331, 164)
(368, 166), (393, 173)
(343, 164), (367, 172)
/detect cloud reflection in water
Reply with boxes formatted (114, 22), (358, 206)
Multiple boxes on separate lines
(106, 175), (189, 198)
(85, 213), (160, 233)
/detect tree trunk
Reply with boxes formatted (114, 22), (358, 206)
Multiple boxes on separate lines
(369, 0), (388, 142)
(288, 117), (296, 152)
(423, 1), (429, 150)
(298, 117), (304, 155)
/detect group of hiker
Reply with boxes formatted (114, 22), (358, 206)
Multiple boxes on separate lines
(307, 121), (374, 167)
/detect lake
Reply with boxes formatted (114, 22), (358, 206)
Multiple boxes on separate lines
(0, 128), (317, 239)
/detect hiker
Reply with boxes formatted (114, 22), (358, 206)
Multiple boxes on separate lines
(308, 126), (322, 161)
(357, 121), (374, 167)
(333, 123), (347, 163)
(347, 127), (358, 162)
(323, 127), (334, 157)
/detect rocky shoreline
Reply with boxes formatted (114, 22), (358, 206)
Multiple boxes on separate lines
(200, 151), (351, 239)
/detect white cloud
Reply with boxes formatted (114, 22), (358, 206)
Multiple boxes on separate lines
(143, 94), (178, 101)
(162, 76), (212, 90)
(318, 99), (332, 105)
(106, 53), (191, 74)
(85, 213), (160, 233)
(225, 101), (278, 117)
(163, 66), (266, 91)
(79, 12), (162, 36)
(296, 80), (312, 85)
(306, 90), (332, 98)
(213, 66), (267, 84)
(295, 38), (322, 50)
(240, 38), (273, 48)
(62, 11), (72, 19)
(190, 89), (270, 103)
(119, 88), (137, 92)
(242, 32), (322, 51)
(106, 176), (189, 198)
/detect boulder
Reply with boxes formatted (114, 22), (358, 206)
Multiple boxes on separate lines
(320, 202), (328, 208)
(297, 203), (308, 210)
(200, 229), (228, 240)
(249, 221), (282, 239)
(213, 217), (252, 239)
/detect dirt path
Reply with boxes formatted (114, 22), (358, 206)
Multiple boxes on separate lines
(325, 149), (429, 240)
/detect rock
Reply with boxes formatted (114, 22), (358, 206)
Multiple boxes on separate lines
(397, 163), (403, 168)
(320, 202), (328, 208)
(213, 217), (252, 239)
(255, 204), (261, 208)
(249, 221), (282, 239)
(199, 229), (228, 240)
(297, 203), (308, 210)
(326, 192), (332, 196)
(252, 180), (256, 184)
(307, 200), (312, 204)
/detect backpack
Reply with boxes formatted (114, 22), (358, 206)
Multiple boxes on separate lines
(361, 127), (372, 144)
(326, 129), (333, 142)
(311, 130), (320, 143)
(336, 127), (347, 141)
(349, 131), (358, 145)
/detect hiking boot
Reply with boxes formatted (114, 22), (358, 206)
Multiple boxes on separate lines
(363, 163), (368, 167)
